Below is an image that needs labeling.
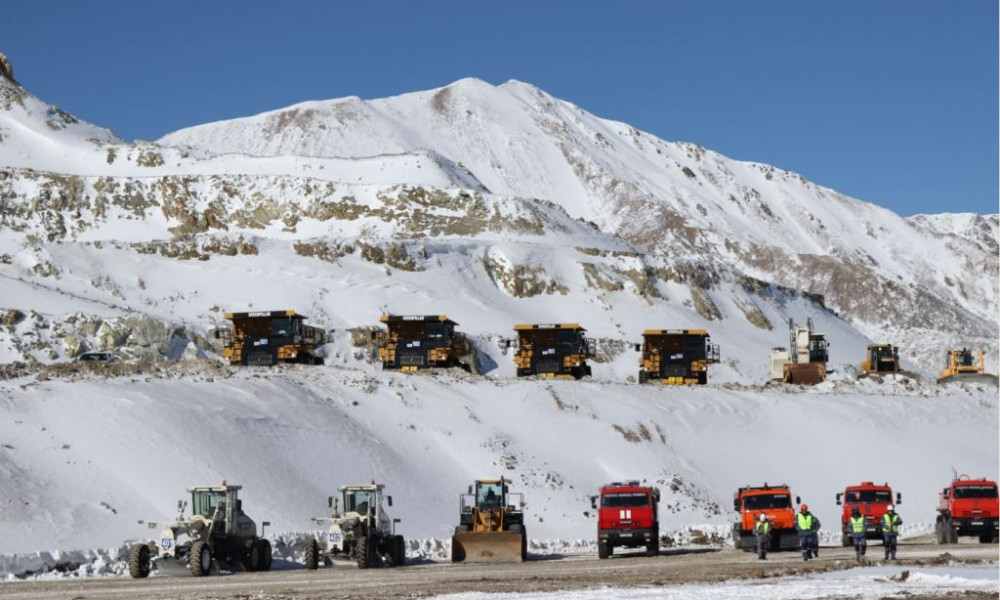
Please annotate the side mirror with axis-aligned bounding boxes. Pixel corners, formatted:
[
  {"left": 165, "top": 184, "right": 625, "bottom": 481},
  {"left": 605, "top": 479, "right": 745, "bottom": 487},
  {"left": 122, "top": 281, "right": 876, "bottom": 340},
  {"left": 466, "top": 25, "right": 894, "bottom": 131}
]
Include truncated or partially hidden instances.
[
  {"left": 393, "top": 518, "right": 401, "bottom": 524},
  {"left": 634, "top": 344, "right": 641, "bottom": 352},
  {"left": 328, "top": 496, "right": 333, "bottom": 508},
  {"left": 835, "top": 493, "right": 842, "bottom": 506},
  {"left": 505, "top": 340, "right": 513, "bottom": 349},
  {"left": 213, "top": 330, "right": 221, "bottom": 339},
  {"left": 795, "top": 496, "right": 801, "bottom": 505},
  {"left": 733, "top": 499, "right": 739, "bottom": 511},
  {"left": 177, "top": 500, "right": 184, "bottom": 511},
  {"left": 896, "top": 492, "right": 902, "bottom": 504},
  {"left": 590, "top": 496, "right": 598, "bottom": 510},
  {"left": 467, "top": 485, "right": 473, "bottom": 495},
  {"left": 262, "top": 521, "right": 271, "bottom": 536},
  {"left": 387, "top": 496, "right": 393, "bottom": 507},
  {"left": 370, "top": 331, "right": 378, "bottom": 341}
]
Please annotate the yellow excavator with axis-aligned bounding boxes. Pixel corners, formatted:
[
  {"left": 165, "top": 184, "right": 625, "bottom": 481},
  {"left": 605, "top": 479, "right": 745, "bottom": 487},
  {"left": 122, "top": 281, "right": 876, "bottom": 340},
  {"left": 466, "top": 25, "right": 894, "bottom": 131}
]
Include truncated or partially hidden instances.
[
  {"left": 937, "top": 349, "right": 998, "bottom": 385},
  {"left": 451, "top": 478, "right": 527, "bottom": 563}
]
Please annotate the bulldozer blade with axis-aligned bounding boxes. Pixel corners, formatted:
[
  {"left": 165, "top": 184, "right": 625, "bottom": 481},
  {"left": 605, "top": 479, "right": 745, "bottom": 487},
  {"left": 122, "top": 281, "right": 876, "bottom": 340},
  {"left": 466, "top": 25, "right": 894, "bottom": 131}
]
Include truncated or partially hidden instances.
[
  {"left": 937, "top": 373, "right": 999, "bottom": 386},
  {"left": 451, "top": 531, "right": 524, "bottom": 563}
]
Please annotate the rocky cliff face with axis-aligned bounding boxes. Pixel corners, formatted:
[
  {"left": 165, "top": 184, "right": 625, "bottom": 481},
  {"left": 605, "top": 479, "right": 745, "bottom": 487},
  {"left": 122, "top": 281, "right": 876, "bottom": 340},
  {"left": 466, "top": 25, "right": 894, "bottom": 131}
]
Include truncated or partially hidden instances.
[{"left": 0, "top": 69, "right": 995, "bottom": 374}]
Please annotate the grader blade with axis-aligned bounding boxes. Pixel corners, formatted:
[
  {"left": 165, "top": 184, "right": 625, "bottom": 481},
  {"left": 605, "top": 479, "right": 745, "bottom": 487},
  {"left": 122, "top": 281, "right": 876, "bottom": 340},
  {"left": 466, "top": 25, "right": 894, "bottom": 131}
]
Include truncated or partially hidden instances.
[{"left": 451, "top": 531, "right": 524, "bottom": 563}]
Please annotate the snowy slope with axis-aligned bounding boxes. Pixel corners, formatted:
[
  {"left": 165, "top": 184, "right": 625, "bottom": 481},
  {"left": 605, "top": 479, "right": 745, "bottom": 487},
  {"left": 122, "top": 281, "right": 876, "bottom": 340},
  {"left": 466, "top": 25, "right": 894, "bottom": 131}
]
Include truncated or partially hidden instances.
[
  {"left": 0, "top": 366, "right": 995, "bottom": 555},
  {"left": 160, "top": 78, "right": 999, "bottom": 370}
]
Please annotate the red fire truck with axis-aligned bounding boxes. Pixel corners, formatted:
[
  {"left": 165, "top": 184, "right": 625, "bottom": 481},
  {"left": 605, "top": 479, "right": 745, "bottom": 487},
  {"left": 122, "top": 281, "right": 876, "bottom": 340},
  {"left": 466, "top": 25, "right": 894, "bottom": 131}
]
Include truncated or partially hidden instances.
[
  {"left": 936, "top": 475, "right": 998, "bottom": 544},
  {"left": 590, "top": 481, "right": 661, "bottom": 559},
  {"left": 836, "top": 481, "right": 901, "bottom": 546}
]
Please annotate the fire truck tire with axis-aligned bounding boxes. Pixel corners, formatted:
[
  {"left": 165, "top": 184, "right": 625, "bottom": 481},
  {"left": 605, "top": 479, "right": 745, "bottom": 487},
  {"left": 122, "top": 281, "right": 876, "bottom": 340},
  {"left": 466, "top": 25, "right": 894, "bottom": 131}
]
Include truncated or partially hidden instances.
[
  {"left": 979, "top": 533, "right": 994, "bottom": 544},
  {"left": 646, "top": 536, "right": 659, "bottom": 557},
  {"left": 597, "top": 541, "right": 610, "bottom": 559}
]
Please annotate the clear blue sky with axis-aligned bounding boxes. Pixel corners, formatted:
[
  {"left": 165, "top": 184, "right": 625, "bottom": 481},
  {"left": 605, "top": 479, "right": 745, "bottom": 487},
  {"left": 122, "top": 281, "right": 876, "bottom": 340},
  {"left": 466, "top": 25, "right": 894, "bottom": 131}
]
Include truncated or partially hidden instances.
[{"left": 4, "top": 0, "right": 997, "bottom": 216}]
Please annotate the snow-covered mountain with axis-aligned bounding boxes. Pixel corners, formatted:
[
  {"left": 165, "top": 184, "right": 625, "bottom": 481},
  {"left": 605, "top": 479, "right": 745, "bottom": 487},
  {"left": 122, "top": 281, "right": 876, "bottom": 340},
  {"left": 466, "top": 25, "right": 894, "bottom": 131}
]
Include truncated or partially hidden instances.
[{"left": 0, "top": 56, "right": 997, "bottom": 561}]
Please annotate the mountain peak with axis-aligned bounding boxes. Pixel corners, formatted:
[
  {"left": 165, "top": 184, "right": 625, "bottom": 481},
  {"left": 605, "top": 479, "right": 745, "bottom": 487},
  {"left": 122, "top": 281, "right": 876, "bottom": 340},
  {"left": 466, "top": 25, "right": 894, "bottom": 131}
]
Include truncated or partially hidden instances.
[{"left": 0, "top": 52, "right": 14, "bottom": 83}]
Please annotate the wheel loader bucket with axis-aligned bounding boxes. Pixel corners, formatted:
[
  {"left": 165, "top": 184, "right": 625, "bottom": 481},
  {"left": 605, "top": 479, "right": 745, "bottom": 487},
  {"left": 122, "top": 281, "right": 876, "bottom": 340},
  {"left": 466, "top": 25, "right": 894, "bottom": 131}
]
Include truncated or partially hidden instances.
[{"left": 451, "top": 531, "right": 524, "bottom": 563}]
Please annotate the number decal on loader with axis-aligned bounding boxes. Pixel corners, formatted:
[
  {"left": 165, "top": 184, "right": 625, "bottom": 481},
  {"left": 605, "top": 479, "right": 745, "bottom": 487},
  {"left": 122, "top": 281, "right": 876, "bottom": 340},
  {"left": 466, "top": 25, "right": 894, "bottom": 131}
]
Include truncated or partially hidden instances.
[
  {"left": 161, "top": 538, "right": 172, "bottom": 550},
  {"left": 329, "top": 533, "right": 341, "bottom": 543}
]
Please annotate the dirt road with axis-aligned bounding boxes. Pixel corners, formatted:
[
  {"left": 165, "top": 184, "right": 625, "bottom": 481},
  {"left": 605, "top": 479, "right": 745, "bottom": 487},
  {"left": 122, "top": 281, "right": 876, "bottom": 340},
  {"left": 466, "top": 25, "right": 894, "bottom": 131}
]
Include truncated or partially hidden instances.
[{"left": 0, "top": 542, "right": 995, "bottom": 600}]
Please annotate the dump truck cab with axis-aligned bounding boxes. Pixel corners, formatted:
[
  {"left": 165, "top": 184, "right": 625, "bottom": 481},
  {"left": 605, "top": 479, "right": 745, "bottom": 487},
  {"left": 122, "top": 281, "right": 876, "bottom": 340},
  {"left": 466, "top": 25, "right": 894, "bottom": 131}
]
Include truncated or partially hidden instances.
[
  {"left": 936, "top": 475, "right": 999, "bottom": 544},
  {"left": 836, "top": 481, "right": 901, "bottom": 545},
  {"left": 218, "top": 310, "right": 326, "bottom": 366},
  {"left": 375, "top": 314, "right": 474, "bottom": 372},
  {"left": 452, "top": 477, "right": 527, "bottom": 562},
  {"left": 512, "top": 323, "right": 593, "bottom": 379},
  {"left": 733, "top": 484, "right": 800, "bottom": 551},
  {"left": 860, "top": 344, "right": 901, "bottom": 376},
  {"left": 591, "top": 481, "right": 660, "bottom": 558},
  {"left": 637, "top": 330, "right": 720, "bottom": 384}
]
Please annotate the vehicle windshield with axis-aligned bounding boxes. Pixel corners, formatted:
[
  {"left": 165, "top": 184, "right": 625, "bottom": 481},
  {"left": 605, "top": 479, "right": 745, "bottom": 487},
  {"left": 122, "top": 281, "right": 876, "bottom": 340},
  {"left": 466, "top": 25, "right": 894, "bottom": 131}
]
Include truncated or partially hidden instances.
[
  {"left": 425, "top": 323, "right": 447, "bottom": 340},
  {"left": 744, "top": 494, "right": 791, "bottom": 510},
  {"left": 845, "top": 490, "right": 892, "bottom": 504},
  {"left": 556, "top": 330, "right": 581, "bottom": 347},
  {"left": 191, "top": 490, "right": 227, "bottom": 519},
  {"left": 270, "top": 318, "right": 295, "bottom": 337},
  {"left": 344, "top": 489, "right": 376, "bottom": 515},
  {"left": 602, "top": 492, "right": 650, "bottom": 508},
  {"left": 954, "top": 485, "right": 998, "bottom": 499},
  {"left": 476, "top": 482, "right": 504, "bottom": 510}
]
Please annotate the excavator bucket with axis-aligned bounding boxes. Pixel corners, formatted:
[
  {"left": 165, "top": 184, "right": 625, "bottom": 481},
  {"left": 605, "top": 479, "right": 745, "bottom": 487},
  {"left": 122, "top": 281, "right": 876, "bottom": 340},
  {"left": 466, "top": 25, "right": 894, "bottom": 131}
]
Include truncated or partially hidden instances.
[
  {"left": 451, "top": 531, "right": 524, "bottom": 563},
  {"left": 784, "top": 363, "right": 825, "bottom": 385}
]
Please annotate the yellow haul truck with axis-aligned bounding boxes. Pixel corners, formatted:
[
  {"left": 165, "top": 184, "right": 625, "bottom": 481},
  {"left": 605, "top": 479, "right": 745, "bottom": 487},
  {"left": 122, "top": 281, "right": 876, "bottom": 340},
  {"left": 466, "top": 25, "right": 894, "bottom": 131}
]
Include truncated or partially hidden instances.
[
  {"left": 637, "top": 329, "right": 720, "bottom": 384},
  {"left": 511, "top": 323, "right": 593, "bottom": 379},
  {"left": 374, "top": 314, "right": 475, "bottom": 372},
  {"left": 218, "top": 310, "right": 326, "bottom": 366}
]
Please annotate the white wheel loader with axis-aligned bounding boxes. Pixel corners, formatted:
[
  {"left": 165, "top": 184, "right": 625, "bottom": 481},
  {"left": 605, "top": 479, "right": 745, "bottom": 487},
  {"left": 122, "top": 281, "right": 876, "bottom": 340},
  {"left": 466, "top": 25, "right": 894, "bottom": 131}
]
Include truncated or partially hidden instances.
[
  {"left": 127, "top": 482, "right": 272, "bottom": 578},
  {"left": 304, "top": 482, "right": 406, "bottom": 569}
]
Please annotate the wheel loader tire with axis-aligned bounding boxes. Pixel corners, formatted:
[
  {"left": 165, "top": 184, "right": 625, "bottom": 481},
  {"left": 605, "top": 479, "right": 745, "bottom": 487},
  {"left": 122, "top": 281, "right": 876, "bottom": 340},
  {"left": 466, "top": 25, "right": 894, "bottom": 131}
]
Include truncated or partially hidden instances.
[
  {"left": 356, "top": 536, "right": 372, "bottom": 569},
  {"left": 304, "top": 537, "right": 320, "bottom": 570},
  {"left": 128, "top": 543, "right": 151, "bottom": 579},
  {"left": 597, "top": 541, "right": 610, "bottom": 559},
  {"left": 394, "top": 535, "right": 406, "bottom": 567},
  {"left": 190, "top": 541, "right": 211, "bottom": 577},
  {"left": 259, "top": 539, "right": 273, "bottom": 571},
  {"left": 245, "top": 540, "right": 262, "bottom": 572}
]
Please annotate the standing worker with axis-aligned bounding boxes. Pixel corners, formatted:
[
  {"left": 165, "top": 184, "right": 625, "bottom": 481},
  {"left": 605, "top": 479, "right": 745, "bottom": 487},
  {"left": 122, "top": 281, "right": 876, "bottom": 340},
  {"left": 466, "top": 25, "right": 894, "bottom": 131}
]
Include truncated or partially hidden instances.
[
  {"left": 883, "top": 504, "right": 902, "bottom": 560},
  {"left": 754, "top": 513, "right": 771, "bottom": 560},
  {"left": 795, "top": 503, "right": 821, "bottom": 561},
  {"left": 848, "top": 507, "right": 867, "bottom": 561}
]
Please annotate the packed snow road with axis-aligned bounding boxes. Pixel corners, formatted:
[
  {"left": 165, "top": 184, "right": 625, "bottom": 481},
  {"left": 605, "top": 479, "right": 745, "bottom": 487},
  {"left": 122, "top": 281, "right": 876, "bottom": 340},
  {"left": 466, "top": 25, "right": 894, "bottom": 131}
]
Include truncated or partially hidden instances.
[{"left": 1, "top": 543, "right": 995, "bottom": 600}]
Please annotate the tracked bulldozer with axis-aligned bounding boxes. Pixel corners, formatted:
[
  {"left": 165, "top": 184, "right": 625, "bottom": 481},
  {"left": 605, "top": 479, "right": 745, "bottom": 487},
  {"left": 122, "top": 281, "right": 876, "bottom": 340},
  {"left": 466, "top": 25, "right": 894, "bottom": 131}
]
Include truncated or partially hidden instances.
[
  {"left": 859, "top": 343, "right": 901, "bottom": 376},
  {"left": 451, "top": 478, "right": 527, "bottom": 563},
  {"left": 374, "top": 314, "right": 476, "bottom": 372},
  {"left": 937, "top": 349, "right": 998, "bottom": 385},
  {"left": 768, "top": 318, "right": 828, "bottom": 385}
]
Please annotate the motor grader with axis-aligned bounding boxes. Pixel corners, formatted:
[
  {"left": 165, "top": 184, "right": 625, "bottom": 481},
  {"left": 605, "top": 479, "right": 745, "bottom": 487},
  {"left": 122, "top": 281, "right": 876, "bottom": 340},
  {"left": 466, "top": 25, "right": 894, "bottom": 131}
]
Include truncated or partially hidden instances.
[
  {"left": 510, "top": 323, "right": 593, "bottom": 379},
  {"left": 374, "top": 314, "right": 476, "bottom": 372},
  {"left": 128, "top": 483, "right": 272, "bottom": 578},
  {"left": 937, "top": 349, "right": 998, "bottom": 385},
  {"left": 304, "top": 482, "right": 406, "bottom": 570},
  {"left": 452, "top": 477, "right": 528, "bottom": 563},
  {"left": 216, "top": 310, "right": 327, "bottom": 366}
]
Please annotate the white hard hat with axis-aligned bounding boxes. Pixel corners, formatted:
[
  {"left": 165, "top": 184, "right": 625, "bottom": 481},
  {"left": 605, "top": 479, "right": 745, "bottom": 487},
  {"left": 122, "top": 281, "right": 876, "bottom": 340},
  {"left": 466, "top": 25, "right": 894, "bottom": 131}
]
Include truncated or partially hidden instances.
[
  {"left": 887, "top": 504, "right": 894, "bottom": 511},
  {"left": 759, "top": 513, "right": 767, "bottom": 521}
]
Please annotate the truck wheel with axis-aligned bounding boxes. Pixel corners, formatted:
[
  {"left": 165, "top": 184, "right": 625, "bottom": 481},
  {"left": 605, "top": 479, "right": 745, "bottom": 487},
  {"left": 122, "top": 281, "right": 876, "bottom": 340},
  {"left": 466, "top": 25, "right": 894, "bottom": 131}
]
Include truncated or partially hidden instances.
[
  {"left": 935, "top": 522, "right": 946, "bottom": 544},
  {"left": 646, "top": 536, "right": 659, "bottom": 557},
  {"left": 259, "top": 539, "right": 273, "bottom": 571},
  {"left": 303, "top": 537, "right": 319, "bottom": 570},
  {"left": 356, "top": 536, "right": 371, "bottom": 569},
  {"left": 638, "top": 370, "right": 649, "bottom": 384},
  {"left": 979, "top": 533, "right": 994, "bottom": 544},
  {"left": 597, "top": 541, "right": 610, "bottom": 559},
  {"left": 128, "top": 543, "right": 151, "bottom": 579},
  {"left": 190, "top": 541, "right": 211, "bottom": 577},
  {"left": 946, "top": 519, "right": 958, "bottom": 544}
]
